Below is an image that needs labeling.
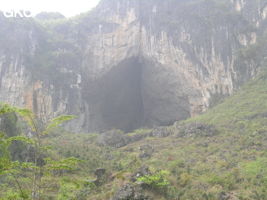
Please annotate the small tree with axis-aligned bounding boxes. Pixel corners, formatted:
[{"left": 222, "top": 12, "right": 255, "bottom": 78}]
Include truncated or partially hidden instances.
[
  {"left": 0, "top": 103, "right": 79, "bottom": 200},
  {"left": 0, "top": 132, "right": 32, "bottom": 199}
]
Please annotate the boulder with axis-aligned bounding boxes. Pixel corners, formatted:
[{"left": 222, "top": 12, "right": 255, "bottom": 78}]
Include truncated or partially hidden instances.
[
  {"left": 97, "top": 127, "right": 174, "bottom": 149},
  {"left": 95, "top": 168, "right": 106, "bottom": 178},
  {"left": 93, "top": 168, "right": 108, "bottom": 186},
  {"left": 97, "top": 130, "right": 129, "bottom": 148},
  {"left": 219, "top": 192, "right": 231, "bottom": 200},
  {"left": 218, "top": 192, "right": 238, "bottom": 200},
  {"left": 150, "top": 126, "right": 172, "bottom": 137},
  {"left": 97, "top": 129, "right": 152, "bottom": 148},
  {"left": 129, "top": 131, "right": 152, "bottom": 143},
  {"left": 139, "top": 145, "right": 154, "bottom": 159},
  {"left": 176, "top": 123, "right": 218, "bottom": 137},
  {"left": 112, "top": 184, "right": 151, "bottom": 200}
]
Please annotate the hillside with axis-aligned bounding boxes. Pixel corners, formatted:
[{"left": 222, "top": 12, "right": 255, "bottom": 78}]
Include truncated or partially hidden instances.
[
  {"left": 70, "top": 67, "right": 267, "bottom": 200},
  {"left": 2, "top": 0, "right": 267, "bottom": 199},
  {"left": 1, "top": 67, "right": 266, "bottom": 199}
]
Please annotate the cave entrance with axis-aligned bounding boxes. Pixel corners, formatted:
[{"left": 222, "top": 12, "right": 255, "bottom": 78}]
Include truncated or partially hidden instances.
[
  {"left": 90, "top": 57, "right": 145, "bottom": 132},
  {"left": 87, "top": 57, "right": 191, "bottom": 132}
]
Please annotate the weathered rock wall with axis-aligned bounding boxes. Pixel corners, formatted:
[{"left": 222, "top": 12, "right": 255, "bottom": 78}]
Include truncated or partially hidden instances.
[{"left": 1, "top": 0, "right": 267, "bottom": 132}]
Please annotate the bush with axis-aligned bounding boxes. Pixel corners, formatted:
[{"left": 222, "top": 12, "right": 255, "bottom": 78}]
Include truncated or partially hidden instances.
[{"left": 136, "top": 170, "right": 170, "bottom": 192}]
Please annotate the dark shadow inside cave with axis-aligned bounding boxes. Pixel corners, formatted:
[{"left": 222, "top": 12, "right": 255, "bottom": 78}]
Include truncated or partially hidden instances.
[
  {"left": 89, "top": 57, "right": 145, "bottom": 132},
  {"left": 86, "top": 57, "right": 191, "bottom": 132}
]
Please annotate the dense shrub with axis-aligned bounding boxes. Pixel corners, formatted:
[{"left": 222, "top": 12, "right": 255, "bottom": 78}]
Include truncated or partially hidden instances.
[{"left": 137, "top": 170, "right": 170, "bottom": 193}]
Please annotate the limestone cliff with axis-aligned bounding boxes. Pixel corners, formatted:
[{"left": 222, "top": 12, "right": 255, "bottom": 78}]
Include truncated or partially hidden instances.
[{"left": 1, "top": 0, "right": 267, "bottom": 132}]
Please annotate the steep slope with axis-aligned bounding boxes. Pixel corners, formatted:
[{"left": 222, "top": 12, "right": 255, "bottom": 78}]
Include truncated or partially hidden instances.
[
  {"left": 31, "top": 66, "right": 267, "bottom": 200},
  {"left": 188, "top": 70, "right": 267, "bottom": 129},
  {"left": 1, "top": 0, "right": 267, "bottom": 132}
]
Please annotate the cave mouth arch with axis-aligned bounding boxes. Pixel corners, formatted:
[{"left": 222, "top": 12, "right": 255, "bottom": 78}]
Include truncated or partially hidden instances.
[
  {"left": 89, "top": 57, "right": 145, "bottom": 132},
  {"left": 87, "top": 57, "right": 191, "bottom": 132}
]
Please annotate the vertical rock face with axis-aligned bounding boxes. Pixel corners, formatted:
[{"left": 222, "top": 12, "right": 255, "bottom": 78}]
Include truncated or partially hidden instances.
[{"left": 1, "top": 0, "right": 267, "bottom": 132}]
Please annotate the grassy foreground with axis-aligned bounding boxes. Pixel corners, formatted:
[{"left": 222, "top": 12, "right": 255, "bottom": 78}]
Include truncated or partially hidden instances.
[{"left": 2, "top": 72, "right": 267, "bottom": 199}]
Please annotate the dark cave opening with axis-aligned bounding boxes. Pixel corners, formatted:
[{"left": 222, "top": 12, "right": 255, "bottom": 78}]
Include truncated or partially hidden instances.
[
  {"left": 87, "top": 57, "right": 191, "bottom": 132},
  {"left": 89, "top": 57, "right": 145, "bottom": 132}
]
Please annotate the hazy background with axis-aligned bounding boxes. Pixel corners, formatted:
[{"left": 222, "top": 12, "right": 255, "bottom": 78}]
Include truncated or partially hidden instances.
[{"left": 1, "top": 0, "right": 101, "bottom": 17}]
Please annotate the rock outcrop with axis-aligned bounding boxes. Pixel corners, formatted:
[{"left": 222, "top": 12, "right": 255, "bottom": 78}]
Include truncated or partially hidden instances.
[
  {"left": 112, "top": 184, "right": 151, "bottom": 200},
  {"left": 175, "top": 123, "right": 219, "bottom": 137},
  {"left": 1, "top": 0, "right": 267, "bottom": 132}
]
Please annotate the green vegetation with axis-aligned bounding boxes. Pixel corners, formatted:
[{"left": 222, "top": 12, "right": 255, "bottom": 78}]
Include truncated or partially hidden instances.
[
  {"left": 2, "top": 68, "right": 267, "bottom": 199},
  {"left": 3, "top": 67, "right": 267, "bottom": 199},
  {"left": 136, "top": 170, "right": 170, "bottom": 192},
  {"left": 2, "top": 0, "right": 267, "bottom": 199},
  {"left": 0, "top": 104, "right": 80, "bottom": 200},
  {"left": 188, "top": 68, "right": 267, "bottom": 128}
]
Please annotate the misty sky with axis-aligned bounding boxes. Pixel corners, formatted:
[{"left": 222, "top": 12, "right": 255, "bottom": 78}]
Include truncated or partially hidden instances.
[{"left": 1, "top": 0, "right": 101, "bottom": 17}]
